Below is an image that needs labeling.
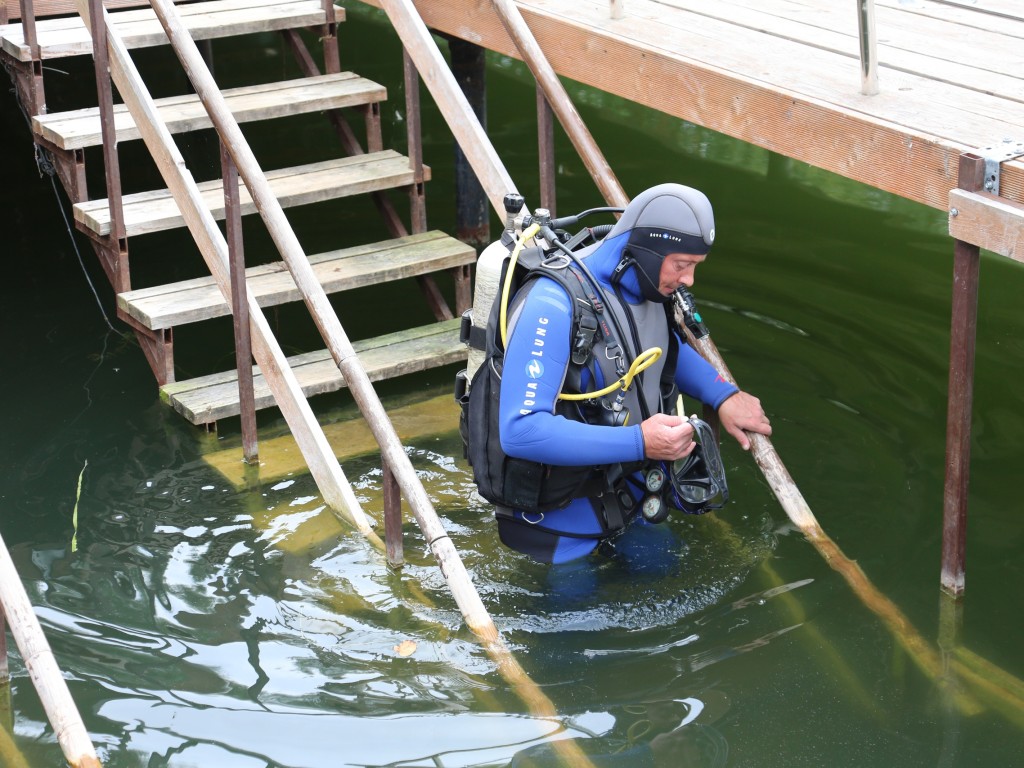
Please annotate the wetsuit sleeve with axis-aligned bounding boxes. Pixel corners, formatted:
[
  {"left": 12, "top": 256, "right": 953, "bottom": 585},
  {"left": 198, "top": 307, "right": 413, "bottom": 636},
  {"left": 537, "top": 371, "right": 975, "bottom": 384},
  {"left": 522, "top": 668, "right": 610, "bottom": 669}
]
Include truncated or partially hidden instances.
[
  {"left": 674, "top": 333, "right": 739, "bottom": 410},
  {"left": 499, "top": 277, "right": 646, "bottom": 466}
]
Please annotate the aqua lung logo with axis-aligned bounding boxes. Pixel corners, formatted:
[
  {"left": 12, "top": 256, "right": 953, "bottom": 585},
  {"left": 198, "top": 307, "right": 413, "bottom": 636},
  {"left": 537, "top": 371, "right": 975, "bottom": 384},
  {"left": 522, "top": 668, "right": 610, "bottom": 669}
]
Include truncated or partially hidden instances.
[{"left": 520, "top": 316, "right": 549, "bottom": 414}]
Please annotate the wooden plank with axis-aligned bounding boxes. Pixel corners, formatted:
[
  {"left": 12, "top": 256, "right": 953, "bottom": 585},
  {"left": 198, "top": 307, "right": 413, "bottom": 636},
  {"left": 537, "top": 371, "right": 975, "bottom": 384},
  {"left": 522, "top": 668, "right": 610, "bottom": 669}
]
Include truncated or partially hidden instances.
[
  {"left": 74, "top": 150, "right": 427, "bottom": 236},
  {"left": 949, "top": 189, "right": 1024, "bottom": 262},
  {"left": 369, "top": 0, "right": 1024, "bottom": 211},
  {"left": 0, "top": 0, "right": 344, "bottom": 61},
  {"left": 660, "top": 0, "right": 1024, "bottom": 99},
  {"left": 161, "top": 318, "right": 466, "bottom": 424},
  {"left": 118, "top": 231, "right": 476, "bottom": 329},
  {"left": 204, "top": 392, "right": 461, "bottom": 489},
  {"left": 33, "top": 72, "right": 385, "bottom": 150}
]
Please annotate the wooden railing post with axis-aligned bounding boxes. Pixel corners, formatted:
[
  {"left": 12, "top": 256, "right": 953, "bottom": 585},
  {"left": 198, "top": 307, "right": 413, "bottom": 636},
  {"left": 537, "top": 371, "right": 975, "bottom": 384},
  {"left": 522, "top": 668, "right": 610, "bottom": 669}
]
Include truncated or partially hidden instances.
[
  {"left": 941, "top": 153, "right": 985, "bottom": 597},
  {"left": 403, "top": 49, "right": 427, "bottom": 234},
  {"left": 16, "top": 0, "right": 44, "bottom": 116},
  {"left": 88, "top": 0, "right": 128, "bottom": 291},
  {"left": 319, "top": 0, "right": 340, "bottom": 74},
  {"left": 220, "top": 143, "right": 259, "bottom": 462},
  {"left": 536, "top": 85, "right": 556, "bottom": 215}
]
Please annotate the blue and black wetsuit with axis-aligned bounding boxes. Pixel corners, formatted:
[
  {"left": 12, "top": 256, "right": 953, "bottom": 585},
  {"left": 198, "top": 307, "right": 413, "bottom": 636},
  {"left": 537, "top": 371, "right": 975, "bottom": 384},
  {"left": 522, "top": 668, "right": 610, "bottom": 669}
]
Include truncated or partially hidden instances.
[{"left": 496, "top": 232, "right": 738, "bottom": 564}]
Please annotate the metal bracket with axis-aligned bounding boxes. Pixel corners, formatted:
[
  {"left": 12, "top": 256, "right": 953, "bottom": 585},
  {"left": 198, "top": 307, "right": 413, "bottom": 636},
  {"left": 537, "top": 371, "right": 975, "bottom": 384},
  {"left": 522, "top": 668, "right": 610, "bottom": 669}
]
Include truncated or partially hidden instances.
[{"left": 979, "top": 138, "right": 1024, "bottom": 195}]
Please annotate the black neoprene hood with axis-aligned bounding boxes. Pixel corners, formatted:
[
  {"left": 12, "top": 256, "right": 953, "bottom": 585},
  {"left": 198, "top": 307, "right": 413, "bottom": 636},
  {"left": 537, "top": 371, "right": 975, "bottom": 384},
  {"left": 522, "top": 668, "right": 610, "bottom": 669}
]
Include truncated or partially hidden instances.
[{"left": 608, "top": 183, "right": 717, "bottom": 303}]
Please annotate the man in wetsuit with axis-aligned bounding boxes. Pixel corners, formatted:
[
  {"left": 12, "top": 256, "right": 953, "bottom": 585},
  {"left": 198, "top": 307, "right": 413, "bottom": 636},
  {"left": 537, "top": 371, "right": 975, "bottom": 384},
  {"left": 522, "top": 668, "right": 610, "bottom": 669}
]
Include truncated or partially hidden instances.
[{"left": 495, "top": 183, "right": 772, "bottom": 564}]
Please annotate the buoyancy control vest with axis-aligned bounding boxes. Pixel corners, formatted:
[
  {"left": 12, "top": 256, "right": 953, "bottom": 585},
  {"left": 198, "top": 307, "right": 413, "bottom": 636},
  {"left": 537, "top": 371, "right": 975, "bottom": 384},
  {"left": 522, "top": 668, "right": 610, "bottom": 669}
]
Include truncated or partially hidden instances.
[{"left": 456, "top": 244, "right": 680, "bottom": 517}]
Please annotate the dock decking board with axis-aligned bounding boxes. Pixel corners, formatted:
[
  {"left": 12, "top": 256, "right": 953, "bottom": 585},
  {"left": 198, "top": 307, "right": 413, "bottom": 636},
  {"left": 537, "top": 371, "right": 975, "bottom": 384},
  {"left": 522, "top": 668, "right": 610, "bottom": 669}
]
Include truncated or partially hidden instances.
[
  {"left": 161, "top": 318, "right": 465, "bottom": 424},
  {"left": 118, "top": 231, "right": 476, "bottom": 329},
  {"left": 0, "top": 0, "right": 344, "bottom": 61},
  {"left": 33, "top": 73, "right": 386, "bottom": 150},
  {"left": 362, "top": 0, "right": 1024, "bottom": 213},
  {"left": 74, "top": 150, "right": 427, "bottom": 237}
]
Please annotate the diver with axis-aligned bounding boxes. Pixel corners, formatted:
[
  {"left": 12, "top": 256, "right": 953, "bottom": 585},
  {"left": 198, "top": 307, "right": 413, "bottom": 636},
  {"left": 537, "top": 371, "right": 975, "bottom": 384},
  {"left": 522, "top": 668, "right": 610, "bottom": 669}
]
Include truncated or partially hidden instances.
[{"left": 463, "top": 183, "right": 772, "bottom": 564}]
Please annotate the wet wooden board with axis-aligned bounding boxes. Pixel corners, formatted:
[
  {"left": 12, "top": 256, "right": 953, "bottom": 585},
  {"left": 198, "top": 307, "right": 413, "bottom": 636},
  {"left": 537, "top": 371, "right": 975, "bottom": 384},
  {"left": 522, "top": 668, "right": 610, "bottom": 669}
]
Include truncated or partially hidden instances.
[
  {"left": 0, "top": 0, "right": 344, "bottom": 61},
  {"left": 118, "top": 231, "right": 475, "bottom": 330},
  {"left": 161, "top": 318, "right": 466, "bottom": 424},
  {"left": 34, "top": 72, "right": 385, "bottom": 150},
  {"left": 74, "top": 150, "right": 427, "bottom": 237},
  {"left": 203, "top": 392, "right": 462, "bottom": 490}
]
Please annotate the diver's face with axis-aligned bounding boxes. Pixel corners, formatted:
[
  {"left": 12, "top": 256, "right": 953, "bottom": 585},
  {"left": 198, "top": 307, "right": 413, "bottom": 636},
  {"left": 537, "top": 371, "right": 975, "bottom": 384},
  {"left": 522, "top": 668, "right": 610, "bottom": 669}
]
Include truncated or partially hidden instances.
[{"left": 658, "top": 253, "right": 706, "bottom": 294}]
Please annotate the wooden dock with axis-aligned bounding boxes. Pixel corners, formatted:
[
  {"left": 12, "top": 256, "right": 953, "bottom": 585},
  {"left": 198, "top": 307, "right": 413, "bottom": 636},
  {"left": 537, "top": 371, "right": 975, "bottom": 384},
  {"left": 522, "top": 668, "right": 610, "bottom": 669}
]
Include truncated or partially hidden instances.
[{"left": 361, "top": 0, "right": 1024, "bottom": 218}]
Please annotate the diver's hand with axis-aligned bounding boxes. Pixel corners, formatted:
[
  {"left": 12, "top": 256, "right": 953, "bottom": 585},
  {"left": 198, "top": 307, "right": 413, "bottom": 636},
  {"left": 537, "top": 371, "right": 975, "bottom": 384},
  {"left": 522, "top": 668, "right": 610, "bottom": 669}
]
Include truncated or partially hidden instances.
[
  {"left": 718, "top": 390, "right": 771, "bottom": 450},
  {"left": 641, "top": 414, "right": 696, "bottom": 461}
]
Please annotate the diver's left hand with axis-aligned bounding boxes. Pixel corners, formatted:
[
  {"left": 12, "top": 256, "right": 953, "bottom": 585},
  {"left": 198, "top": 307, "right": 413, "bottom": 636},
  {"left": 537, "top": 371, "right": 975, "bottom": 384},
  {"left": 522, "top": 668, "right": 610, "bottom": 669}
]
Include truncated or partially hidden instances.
[{"left": 717, "top": 391, "right": 771, "bottom": 451}]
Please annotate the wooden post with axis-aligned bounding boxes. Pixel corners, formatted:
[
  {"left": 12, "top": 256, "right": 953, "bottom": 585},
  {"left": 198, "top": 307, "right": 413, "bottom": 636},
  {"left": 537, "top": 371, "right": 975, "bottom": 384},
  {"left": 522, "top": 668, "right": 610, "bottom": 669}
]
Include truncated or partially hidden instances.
[
  {"left": 403, "top": 51, "right": 428, "bottom": 234},
  {"left": 536, "top": 85, "right": 556, "bottom": 215},
  {"left": 221, "top": 143, "right": 258, "bottom": 463},
  {"left": 941, "top": 153, "right": 985, "bottom": 597},
  {"left": 382, "top": 459, "right": 404, "bottom": 567},
  {"left": 610, "top": 0, "right": 624, "bottom": 20},
  {"left": 0, "top": 532, "right": 101, "bottom": 768},
  {"left": 87, "top": 0, "right": 131, "bottom": 296},
  {"left": 319, "top": 0, "right": 340, "bottom": 75},
  {"left": 448, "top": 37, "right": 491, "bottom": 250},
  {"left": 490, "top": 0, "right": 628, "bottom": 208},
  {"left": 17, "top": 0, "right": 44, "bottom": 116}
]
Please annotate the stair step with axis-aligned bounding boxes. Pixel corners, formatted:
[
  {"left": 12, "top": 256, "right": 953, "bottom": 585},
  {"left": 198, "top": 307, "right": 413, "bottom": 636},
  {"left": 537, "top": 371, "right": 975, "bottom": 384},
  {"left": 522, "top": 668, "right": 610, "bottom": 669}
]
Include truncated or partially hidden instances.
[
  {"left": 161, "top": 318, "right": 466, "bottom": 425},
  {"left": 118, "top": 231, "right": 476, "bottom": 330},
  {"left": 0, "top": 0, "right": 343, "bottom": 62},
  {"left": 33, "top": 72, "right": 385, "bottom": 151},
  {"left": 73, "top": 150, "right": 427, "bottom": 237}
]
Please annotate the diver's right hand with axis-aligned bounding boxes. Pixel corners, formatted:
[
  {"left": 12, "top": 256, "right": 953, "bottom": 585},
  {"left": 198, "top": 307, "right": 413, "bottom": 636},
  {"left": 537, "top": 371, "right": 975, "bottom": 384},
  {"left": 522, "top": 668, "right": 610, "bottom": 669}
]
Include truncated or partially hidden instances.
[{"left": 640, "top": 414, "right": 696, "bottom": 461}]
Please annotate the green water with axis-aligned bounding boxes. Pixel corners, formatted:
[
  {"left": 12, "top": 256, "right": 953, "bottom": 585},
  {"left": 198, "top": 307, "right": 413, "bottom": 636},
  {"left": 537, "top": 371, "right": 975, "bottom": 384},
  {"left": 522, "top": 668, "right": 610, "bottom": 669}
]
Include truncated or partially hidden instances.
[{"left": 2, "top": 4, "right": 1024, "bottom": 766}]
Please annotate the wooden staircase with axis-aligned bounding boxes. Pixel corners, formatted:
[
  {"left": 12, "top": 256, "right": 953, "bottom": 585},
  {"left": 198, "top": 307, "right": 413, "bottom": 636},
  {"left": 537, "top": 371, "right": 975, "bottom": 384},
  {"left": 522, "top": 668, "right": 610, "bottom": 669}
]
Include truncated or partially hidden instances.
[{"left": 1, "top": 0, "right": 474, "bottom": 429}]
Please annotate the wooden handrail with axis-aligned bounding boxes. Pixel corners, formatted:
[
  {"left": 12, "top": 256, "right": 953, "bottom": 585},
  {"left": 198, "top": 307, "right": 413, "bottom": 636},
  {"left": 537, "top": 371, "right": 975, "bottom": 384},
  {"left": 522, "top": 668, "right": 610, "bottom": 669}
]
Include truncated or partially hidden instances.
[{"left": 0, "top": 531, "right": 101, "bottom": 768}]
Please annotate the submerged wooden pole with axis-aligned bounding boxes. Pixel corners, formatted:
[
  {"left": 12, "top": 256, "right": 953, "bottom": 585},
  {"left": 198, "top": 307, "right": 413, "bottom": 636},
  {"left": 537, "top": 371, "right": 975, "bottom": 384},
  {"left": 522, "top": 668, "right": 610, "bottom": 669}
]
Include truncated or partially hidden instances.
[{"left": 0, "top": 532, "right": 101, "bottom": 767}]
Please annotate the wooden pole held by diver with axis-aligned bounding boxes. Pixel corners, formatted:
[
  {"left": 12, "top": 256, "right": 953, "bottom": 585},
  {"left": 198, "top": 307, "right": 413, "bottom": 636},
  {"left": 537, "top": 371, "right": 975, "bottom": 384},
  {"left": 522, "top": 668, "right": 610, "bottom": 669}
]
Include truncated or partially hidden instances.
[
  {"left": 941, "top": 153, "right": 985, "bottom": 596},
  {"left": 680, "top": 318, "right": 978, "bottom": 710},
  {"left": 0, "top": 531, "right": 102, "bottom": 768}
]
